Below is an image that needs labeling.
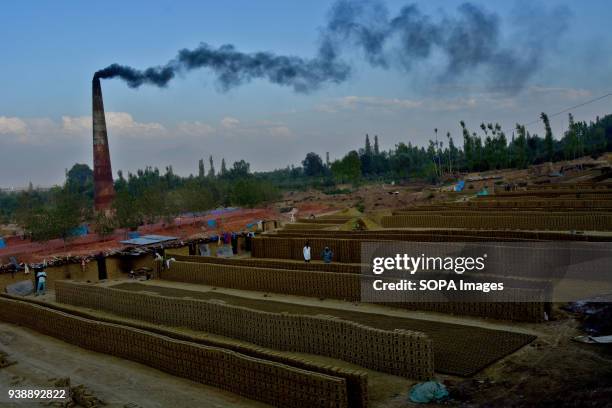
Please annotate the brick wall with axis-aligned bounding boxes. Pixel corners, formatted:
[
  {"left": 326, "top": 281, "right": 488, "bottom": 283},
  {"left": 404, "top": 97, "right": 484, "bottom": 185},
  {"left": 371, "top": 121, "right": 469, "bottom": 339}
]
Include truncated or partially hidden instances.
[
  {"left": 161, "top": 261, "right": 547, "bottom": 322},
  {"left": 56, "top": 281, "right": 434, "bottom": 380},
  {"left": 380, "top": 214, "right": 612, "bottom": 231},
  {"left": 172, "top": 254, "right": 362, "bottom": 274},
  {"left": 0, "top": 296, "right": 350, "bottom": 408},
  {"left": 165, "top": 261, "right": 361, "bottom": 300}
]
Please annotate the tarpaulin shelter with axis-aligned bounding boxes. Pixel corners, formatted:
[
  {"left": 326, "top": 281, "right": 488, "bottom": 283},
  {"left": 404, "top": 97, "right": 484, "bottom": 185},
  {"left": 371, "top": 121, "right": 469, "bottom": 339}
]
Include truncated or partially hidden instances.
[
  {"left": 127, "top": 231, "right": 140, "bottom": 239},
  {"left": 119, "top": 235, "right": 178, "bottom": 246},
  {"left": 70, "top": 225, "right": 89, "bottom": 237},
  {"left": 454, "top": 180, "right": 465, "bottom": 192}
]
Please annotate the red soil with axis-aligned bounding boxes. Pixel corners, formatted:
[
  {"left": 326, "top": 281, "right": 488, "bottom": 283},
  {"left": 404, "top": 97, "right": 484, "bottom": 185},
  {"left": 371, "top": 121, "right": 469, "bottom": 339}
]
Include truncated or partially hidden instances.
[{"left": 0, "top": 207, "right": 278, "bottom": 263}]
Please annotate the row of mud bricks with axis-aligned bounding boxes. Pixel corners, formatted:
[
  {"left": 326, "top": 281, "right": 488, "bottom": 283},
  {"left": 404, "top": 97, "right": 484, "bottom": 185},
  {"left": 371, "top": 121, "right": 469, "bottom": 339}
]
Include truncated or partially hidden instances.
[
  {"left": 0, "top": 296, "right": 351, "bottom": 408},
  {"left": 271, "top": 231, "right": 537, "bottom": 242},
  {"left": 251, "top": 236, "right": 548, "bottom": 262},
  {"left": 172, "top": 254, "right": 362, "bottom": 273},
  {"left": 55, "top": 281, "right": 434, "bottom": 380},
  {"left": 251, "top": 236, "right": 564, "bottom": 263},
  {"left": 164, "top": 260, "right": 547, "bottom": 322},
  {"left": 396, "top": 199, "right": 612, "bottom": 209},
  {"left": 390, "top": 210, "right": 611, "bottom": 217},
  {"left": 166, "top": 260, "right": 361, "bottom": 299},
  {"left": 380, "top": 214, "right": 612, "bottom": 230},
  {"left": 252, "top": 237, "right": 368, "bottom": 263},
  {"left": 284, "top": 223, "right": 334, "bottom": 230},
  {"left": 495, "top": 189, "right": 612, "bottom": 197},
  {"left": 272, "top": 229, "right": 604, "bottom": 241}
]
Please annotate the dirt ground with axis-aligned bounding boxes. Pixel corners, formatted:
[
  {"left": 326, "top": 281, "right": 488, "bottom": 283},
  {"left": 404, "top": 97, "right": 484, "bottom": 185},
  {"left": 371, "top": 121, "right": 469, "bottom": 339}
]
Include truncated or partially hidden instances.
[
  {"left": 0, "top": 322, "right": 270, "bottom": 408},
  {"left": 452, "top": 314, "right": 612, "bottom": 407}
]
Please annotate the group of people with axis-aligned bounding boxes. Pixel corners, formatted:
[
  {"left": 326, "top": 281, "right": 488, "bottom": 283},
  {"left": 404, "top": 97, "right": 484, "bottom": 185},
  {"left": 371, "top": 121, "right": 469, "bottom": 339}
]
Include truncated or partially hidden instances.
[{"left": 302, "top": 241, "right": 333, "bottom": 264}]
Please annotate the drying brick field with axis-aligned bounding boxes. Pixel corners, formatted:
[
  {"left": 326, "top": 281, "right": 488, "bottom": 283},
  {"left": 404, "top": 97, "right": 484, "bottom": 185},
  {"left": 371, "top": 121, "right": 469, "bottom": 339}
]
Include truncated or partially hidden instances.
[{"left": 1, "top": 180, "right": 611, "bottom": 407}]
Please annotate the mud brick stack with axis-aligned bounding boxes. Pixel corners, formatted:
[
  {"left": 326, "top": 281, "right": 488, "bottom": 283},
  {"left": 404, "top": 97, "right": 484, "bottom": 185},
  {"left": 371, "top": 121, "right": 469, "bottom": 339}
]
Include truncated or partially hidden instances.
[
  {"left": 490, "top": 189, "right": 612, "bottom": 198},
  {"left": 157, "top": 260, "right": 549, "bottom": 322},
  {"left": 171, "top": 254, "right": 363, "bottom": 274},
  {"left": 3, "top": 293, "right": 370, "bottom": 408},
  {"left": 284, "top": 223, "right": 335, "bottom": 230},
  {"left": 396, "top": 199, "right": 612, "bottom": 210},
  {"left": 272, "top": 231, "right": 540, "bottom": 242},
  {"left": 163, "top": 261, "right": 362, "bottom": 300},
  {"left": 380, "top": 213, "right": 612, "bottom": 231},
  {"left": 252, "top": 237, "right": 366, "bottom": 262},
  {"left": 389, "top": 210, "right": 611, "bottom": 217},
  {"left": 297, "top": 218, "right": 353, "bottom": 224},
  {"left": 55, "top": 281, "right": 435, "bottom": 379},
  {"left": 272, "top": 228, "right": 612, "bottom": 242},
  {"left": 0, "top": 296, "right": 352, "bottom": 408}
]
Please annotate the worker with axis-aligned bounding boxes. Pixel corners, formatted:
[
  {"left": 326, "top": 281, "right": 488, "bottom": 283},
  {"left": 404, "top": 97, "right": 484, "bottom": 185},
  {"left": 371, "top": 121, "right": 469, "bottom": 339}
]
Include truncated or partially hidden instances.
[
  {"left": 322, "top": 247, "right": 334, "bottom": 264},
  {"left": 35, "top": 268, "right": 47, "bottom": 296},
  {"left": 303, "top": 241, "right": 311, "bottom": 263},
  {"left": 165, "top": 257, "right": 176, "bottom": 270}
]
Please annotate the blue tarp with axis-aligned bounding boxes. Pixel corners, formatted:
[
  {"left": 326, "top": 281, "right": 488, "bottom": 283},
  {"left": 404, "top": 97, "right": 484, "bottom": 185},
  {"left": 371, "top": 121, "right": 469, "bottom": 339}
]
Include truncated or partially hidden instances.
[
  {"left": 409, "top": 381, "right": 449, "bottom": 404},
  {"left": 127, "top": 231, "right": 140, "bottom": 239},
  {"left": 0, "top": 238, "right": 6, "bottom": 249},
  {"left": 477, "top": 187, "right": 489, "bottom": 196},
  {"left": 454, "top": 180, "right": 465, "bottom": 192},
  {"left": 6, "top": 280, "right": 34, "bottom": 296},
  {"left": 120, "top": 235, "right": 178, "bottom": 246},
  {"left": 70, "top": 224, "right": 88, "bottom": 237},
  {"left": 207, "top": 219, "right": 217, "bottom": 228},
  {"left": 142, "top": 235, "right": 178, "bottom": 242}
]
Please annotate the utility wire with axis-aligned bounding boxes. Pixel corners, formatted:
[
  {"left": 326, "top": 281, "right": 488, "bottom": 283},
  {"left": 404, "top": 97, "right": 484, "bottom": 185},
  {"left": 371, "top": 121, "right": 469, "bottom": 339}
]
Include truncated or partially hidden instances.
[
  {"left": 492, "top": 91, "right": 612, "bottom": 137},
  {"left": 523, "top": 91, "right": 612, "bottom": 128}
]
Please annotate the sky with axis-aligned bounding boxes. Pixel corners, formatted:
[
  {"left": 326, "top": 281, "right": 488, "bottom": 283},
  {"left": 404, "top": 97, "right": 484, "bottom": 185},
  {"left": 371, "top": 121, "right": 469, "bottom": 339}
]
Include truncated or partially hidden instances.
[{"left": 1, "top": 0, "right": 612, "bottom": 187}]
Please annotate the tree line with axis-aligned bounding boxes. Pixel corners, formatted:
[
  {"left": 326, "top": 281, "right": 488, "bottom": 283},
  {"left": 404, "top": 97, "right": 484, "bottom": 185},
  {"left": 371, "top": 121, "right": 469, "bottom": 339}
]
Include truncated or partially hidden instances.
[
  {"left": 267, "top": 112, "right": 612, "bottom": 186},
  {"left": 3, "top": 157, "right": 279, "bottom": 243},
  {"left": 1, "top": 111, "right": 611, "bottom": 241}
]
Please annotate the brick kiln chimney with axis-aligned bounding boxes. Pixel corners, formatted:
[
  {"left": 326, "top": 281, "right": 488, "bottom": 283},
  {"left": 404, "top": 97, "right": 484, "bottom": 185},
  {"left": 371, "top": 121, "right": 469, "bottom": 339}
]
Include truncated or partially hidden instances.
[{"left": 92, "top": 76, "right": 115, "bottom": 212}]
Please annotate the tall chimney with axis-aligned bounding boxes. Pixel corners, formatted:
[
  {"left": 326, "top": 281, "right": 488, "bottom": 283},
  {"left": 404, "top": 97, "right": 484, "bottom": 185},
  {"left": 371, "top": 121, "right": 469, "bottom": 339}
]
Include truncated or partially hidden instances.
[{"left": 92, "top": 76, "right": 115, "bottom": 212}]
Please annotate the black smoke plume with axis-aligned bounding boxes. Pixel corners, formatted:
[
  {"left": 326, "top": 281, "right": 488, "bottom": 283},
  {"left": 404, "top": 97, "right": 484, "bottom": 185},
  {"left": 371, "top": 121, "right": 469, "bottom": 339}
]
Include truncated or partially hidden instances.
[{"left": 94, "top": 0, "right": 570, "bottom": 93}]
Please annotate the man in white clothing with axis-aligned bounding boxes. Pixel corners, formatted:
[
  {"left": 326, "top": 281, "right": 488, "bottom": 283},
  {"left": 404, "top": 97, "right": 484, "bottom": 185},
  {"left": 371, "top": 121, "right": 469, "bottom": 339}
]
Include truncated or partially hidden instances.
[{"left": 303, "top": 241, "right": 311, "bottom": 263}]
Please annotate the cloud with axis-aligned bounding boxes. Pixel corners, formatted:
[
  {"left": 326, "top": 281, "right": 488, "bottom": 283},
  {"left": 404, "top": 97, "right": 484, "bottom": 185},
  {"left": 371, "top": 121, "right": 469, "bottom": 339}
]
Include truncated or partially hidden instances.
[
  {"left": 316, "top": 86, "right": 594, "bottom": 115},
  {"left": 215, "top": 118, "right": 295, "bottom": 141},
  {"left": 63, "top": 112, "right": 166, "bottom": 138},
  {"left": 343, "top": 96, "right": 423, "bottom": 110},
  {"left": 0, "top": 112, "right": 168, "bottom": 145},
  {"left": 316, "top": 95, "right": 480, "bottom": 113},
  {"left": 221, "top": 116, "right": 240, "bottom": 129},
  {"left": 0, "top": 117, "right": 28, "bottom": 142},
  {"left": 526, "top": 86, "right": 592, "bottom": 100},
  {"left": 176, "top": 121, "right": 215, "bottom": 137},
  {"left": 267, "top": 125, "right": 293, "bottom": 139},
  {"left": 0, "top": 111, "right": 296, "bottom": 149}
]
